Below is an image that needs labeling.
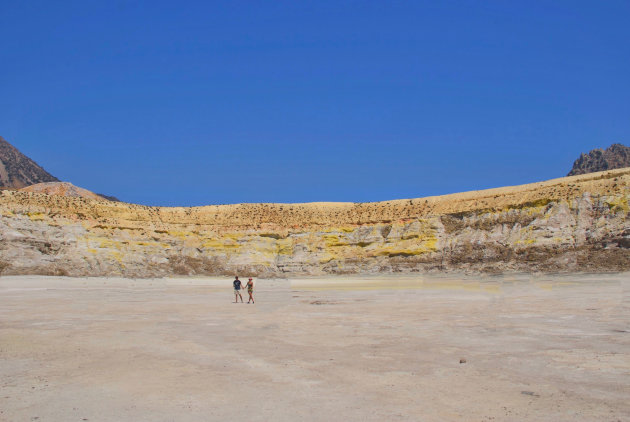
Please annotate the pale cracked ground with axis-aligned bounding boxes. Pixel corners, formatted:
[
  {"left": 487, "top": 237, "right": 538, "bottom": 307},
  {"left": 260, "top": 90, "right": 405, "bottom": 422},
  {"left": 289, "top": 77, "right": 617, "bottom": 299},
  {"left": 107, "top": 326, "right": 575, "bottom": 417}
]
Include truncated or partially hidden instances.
[{"left": 1, "top": 274, "right": 629, "bottom": 422}]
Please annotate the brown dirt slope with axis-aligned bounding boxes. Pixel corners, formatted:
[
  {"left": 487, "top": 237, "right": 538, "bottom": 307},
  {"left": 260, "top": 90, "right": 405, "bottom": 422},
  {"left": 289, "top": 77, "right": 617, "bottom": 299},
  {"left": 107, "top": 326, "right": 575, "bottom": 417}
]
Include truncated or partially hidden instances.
[{"left": 20, "top": 182, "right": 109, "bottom": 201}]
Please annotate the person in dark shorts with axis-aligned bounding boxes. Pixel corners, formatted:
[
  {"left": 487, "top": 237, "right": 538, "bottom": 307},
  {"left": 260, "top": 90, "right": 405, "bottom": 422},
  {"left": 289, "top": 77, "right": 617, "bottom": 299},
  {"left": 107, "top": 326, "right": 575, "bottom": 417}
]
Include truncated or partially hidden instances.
[
  {"left": 233, "top": 276, "right": 244, "bottom": 303},
  {"left": 245, "top": 277, "right": 255, "bottom": 304}
]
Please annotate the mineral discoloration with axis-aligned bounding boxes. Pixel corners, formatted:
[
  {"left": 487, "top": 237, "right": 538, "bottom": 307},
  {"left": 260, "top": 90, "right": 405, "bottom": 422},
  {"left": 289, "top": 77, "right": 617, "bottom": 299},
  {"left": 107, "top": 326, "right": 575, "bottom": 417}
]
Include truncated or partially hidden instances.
[{"left": 1, "top": 169, "right": 629, "bottom": 277}]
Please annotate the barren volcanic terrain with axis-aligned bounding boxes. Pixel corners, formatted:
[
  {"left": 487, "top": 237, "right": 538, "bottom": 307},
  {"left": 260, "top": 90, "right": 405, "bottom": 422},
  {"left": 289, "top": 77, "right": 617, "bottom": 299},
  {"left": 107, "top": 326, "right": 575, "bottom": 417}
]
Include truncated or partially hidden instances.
[
  {"left": 0, "top": 168, "right": 628, "bottom": 277},
  {"left": 1, "top": 274, "right": 628, "bottom": 421},
  {"left": 19, "top": 182, "right": 109, "bottom": 201}
]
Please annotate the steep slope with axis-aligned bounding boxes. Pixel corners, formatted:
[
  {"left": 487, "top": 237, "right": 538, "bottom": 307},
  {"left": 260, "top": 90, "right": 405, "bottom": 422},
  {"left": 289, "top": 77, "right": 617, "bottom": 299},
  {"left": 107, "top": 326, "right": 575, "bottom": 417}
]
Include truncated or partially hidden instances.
[
  {"left": 568, "top": 144, "right": 630, "bottom": 176},
  {"left": 0, "top": 136, "right": 59, "bottom": 188},
  {"left": 0, "top": 169, "right": 628, "bottom": 277}
]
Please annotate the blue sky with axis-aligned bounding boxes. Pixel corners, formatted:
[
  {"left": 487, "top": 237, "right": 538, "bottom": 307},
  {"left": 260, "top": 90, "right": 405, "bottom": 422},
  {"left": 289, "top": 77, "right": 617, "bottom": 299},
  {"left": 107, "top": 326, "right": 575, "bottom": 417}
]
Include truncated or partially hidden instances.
[{"left": 1, "top": 1, "right": 628, "bottom": 206}]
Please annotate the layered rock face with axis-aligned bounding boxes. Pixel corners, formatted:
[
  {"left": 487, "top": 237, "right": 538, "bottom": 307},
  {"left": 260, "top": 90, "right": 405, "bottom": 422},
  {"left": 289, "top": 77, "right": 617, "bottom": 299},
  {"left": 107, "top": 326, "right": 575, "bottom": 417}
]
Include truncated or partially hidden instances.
[
  {"left": 0, "top": 169, "right": 628, "bottom": 277},
  {"left": 568, "top": 143, "right": 630, "bottom": 176},
  {"left": 0, "top": 136, "right": 59, "bottom": 188}
]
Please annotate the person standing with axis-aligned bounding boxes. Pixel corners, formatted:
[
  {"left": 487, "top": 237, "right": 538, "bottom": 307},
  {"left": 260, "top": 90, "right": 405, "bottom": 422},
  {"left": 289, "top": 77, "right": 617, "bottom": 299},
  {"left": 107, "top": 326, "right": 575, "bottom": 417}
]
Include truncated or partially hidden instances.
[
  {"left": 245, "top": 277, "right": 255, "bottom": 304},
  {"left": 233, "top": 276, "right": 244, "bottom": 303}
]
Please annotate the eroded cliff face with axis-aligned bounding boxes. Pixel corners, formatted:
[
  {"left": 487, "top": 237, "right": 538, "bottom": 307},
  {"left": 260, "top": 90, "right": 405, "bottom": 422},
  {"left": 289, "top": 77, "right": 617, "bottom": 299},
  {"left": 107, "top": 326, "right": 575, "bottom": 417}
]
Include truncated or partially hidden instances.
[{"left": 1, "top": 169, "right": 628, "bottom": 277}]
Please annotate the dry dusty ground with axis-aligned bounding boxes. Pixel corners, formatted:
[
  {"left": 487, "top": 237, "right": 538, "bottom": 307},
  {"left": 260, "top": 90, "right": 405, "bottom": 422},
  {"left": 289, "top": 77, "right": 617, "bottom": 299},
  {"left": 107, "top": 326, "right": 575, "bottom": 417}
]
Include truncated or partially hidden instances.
[{"left": 1, "top": 274, "right": 629, "bottom": 422}]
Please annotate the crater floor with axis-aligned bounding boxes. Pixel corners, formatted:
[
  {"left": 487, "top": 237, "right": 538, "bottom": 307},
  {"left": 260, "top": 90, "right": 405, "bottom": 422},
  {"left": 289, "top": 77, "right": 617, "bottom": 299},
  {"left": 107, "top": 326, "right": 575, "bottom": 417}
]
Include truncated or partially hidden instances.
[{"left": 1, "top": 274, "right": 629, "bottom": 421}]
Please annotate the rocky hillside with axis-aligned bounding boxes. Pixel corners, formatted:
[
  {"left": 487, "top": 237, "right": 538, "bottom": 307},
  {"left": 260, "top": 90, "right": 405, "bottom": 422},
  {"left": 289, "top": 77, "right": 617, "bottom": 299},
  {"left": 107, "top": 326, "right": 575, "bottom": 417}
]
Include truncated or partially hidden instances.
[
  {"left": 0, "top": 169, "right": 628, "bottom": 277},
  {"left": 20, "top": 182, "right": 109, "bottom": 201},
  {"left": 568, "top": 144, "right": 630, "bottom": 176},
  {"left": 0, "top": 136, "right": 59, "bottom": 188}
]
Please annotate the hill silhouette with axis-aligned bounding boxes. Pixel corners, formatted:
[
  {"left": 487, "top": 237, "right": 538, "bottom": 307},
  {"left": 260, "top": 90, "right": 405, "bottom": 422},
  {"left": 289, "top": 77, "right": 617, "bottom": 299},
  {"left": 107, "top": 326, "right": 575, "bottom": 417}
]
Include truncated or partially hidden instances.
[
  {"left": 568, "top": 144, "right": 630, "bottom": 176},
  {"left": 0, "top": 136, "right": 59, "bottom": 188}
]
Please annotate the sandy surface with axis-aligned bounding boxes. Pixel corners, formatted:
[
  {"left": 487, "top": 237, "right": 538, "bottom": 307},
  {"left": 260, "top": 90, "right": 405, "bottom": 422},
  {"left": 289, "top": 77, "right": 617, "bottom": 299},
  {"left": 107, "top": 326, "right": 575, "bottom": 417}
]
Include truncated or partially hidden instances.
[{"left": 1, "top": 274, "right": 629, "bottom": 421}]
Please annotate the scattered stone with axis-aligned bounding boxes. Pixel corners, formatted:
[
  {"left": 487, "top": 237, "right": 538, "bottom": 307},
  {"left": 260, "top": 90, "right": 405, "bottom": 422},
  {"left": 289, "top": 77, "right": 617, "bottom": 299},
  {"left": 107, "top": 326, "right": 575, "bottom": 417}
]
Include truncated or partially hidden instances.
[
  {"left": 521, "top": 391, "right": 540, "bottom": 397},
  {"left": 459, "top": 358, "right": 466, "bottom": 364},
  {"left": 310, "top": 300, "right": 338, "bottom": 305}
]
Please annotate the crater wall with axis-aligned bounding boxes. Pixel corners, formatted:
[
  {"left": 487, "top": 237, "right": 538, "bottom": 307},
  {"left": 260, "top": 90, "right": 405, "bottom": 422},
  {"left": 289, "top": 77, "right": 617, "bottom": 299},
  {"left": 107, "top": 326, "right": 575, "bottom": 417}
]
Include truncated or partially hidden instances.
[{"left": 1, "top": 169, "right": 628, "bottom": 277}]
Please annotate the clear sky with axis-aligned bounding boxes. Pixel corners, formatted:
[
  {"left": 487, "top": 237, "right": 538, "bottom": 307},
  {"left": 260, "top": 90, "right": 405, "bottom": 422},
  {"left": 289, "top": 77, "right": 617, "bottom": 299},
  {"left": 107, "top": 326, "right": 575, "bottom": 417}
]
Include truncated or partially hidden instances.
[{"left": 1, "top": 1, "right": 628, "bottom": 206}]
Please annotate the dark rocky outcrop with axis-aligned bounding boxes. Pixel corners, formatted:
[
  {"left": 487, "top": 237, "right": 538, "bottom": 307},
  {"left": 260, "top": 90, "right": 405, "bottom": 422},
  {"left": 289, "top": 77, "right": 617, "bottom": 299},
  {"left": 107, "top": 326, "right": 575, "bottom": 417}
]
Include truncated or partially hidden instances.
[
  {"left": 1, "top": 136, "right": 120, "bottom": 201},
  {"left": 568, "top": 144, "right": 630, "bottom": 176},
  {"left": 0, "top": 136, "right": 59, "bottom": 188}
]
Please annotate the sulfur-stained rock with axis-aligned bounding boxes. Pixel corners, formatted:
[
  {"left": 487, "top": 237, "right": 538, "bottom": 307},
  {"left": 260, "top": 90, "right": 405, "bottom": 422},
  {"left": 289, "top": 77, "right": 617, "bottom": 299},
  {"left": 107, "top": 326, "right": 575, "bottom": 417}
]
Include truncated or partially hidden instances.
[{"left": 0, "top": 169, "right": 629, "bottom": 277}]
